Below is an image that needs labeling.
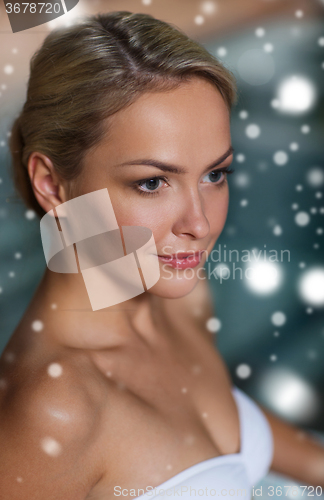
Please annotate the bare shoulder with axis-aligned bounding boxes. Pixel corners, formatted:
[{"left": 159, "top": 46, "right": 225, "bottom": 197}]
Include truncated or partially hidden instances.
[{"left": 0, "top": 351, "right": 106, "bottom": 499}]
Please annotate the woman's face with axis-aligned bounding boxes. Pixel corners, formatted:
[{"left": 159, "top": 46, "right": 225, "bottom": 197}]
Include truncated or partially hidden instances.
[{"left": 74, "top": 77, "right": 233, "bottom": 299}]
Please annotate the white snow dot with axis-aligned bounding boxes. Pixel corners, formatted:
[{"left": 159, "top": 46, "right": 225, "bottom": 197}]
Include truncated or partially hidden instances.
[
  {"left": 255, "top": 27, "right": 265, "bottom": 37},
  {"left": 0, "top": 378, "right": 7, "bottom": 389},
  {"left": 299, "top": 262, "right": 306, "bottom": 268},
  {"left": 41, "top": 437, "right": 62, "bottom": 457},
  {"left": 201, "top": 1, "right": 217, "bottom": 15},
  {"left": 240, "top": 199, "right": 249, "bottom": 207},
  {"left": 192, "top": 364, "right": 202, "bottom": 375},
  {"left": 318, "top": 37, "right": 324, "bottom": 47},
  {"left": 14, "top": 252, "right": 22, "bottom": 259},
  {"left": 306, "top": 307, "right": 313, "bottom": 314},
  {"left": 0, "top": 287, "right": 2, "bottom": 294},
  {"left": 51, "top": 303, "right": 57, "bottom": 309},
  {"left": 314, "top": 243, "right": 320, "bottom": 249},
  {"left": 194, "top": 15, "right": 205, "bottom": 25},
  {"left": 271, "top": 99, "right": 280, "bottom": 109},
  {"left": 273, "top": 225, "right": 283, "bottom": 236},
  {"left": 315, "top": 192, "right": 323, "bottom": 199},
  {"left": 217, "top": 47, "right": 227, "bottom": 57},
  {"left": 239, "top": 110, "right": 248, "bottom": 119},
  {"left": 271, "top": 311, "right": 286, "bottom": 327},
  {"left": 270, "top": 354, "right": 278, "bottom": 362},
  {"left": 206, "top": 317, "right": 222, "bottom": 333},
  {"left": 306, "top": 168, "right": 324, "bottom": 188},
  {"left": 181, "top": 387, "right": 188, "bottom": 394},
  {"left": 289, "top": 142, "right": 299, "bottom": 151},
  {"left": 246, "top": 123, "right": 261, "bottom": 139},
  {"left": 4, "top": 65, "right": 14, "bottom": 75},
  {"left": 226, "top": 225, "right": 236, "bottom": 236},
  {"left": 320, "top": 207, "right": 324, "bottom": 214},
  {"left": 184, "top": 434, "right": 195, "bottom": 445},
  {"left": 234, "top": 172, "right": 250, "bottom": 188},
  {"left": 296, "top": 184, "right": 303, "bottom": 192},
  {"left": 4, "top": 351, "right": 15, "bottom": 363},
  {"left": 166, "top": 463, "right": 173, "bottom": 470},
  {"left": 316, "top": 227, "right": 323, "bottom": 235},
  {"left": 25, "top": 209, "right": 36, "bottom": 220},
  {"left": 47, "top": 363, "right": 63, "bottom": 378},
  {"left": 12, "top": 48, "right": 18, "bottom": 54},
  {"left": 307, "top": 349, "right": 317, "bottom": 359},
  {"left": 16, "top": 477, "right": 23, "bottom": 483},
  {"left": 236, "top": 364, "right": 252, "bottom": 379},
  {"left": 32, "top": 320, "right": 44, "bottom": 332},
  {"left": 273, "top": 331, "right": 280, "bottom": 337},
  {"left": 142, "top": 0, "right": 152, "bottom": 4},
  {"left": 291, "top": 203, "right": 299, "bottom": 210},
  {"left": 310, "top": 207, "right": 317, "bottom": 214},
  {"left": 295, "top": 211, "right": 310, "bottom": 226},
  {"left": 264, "top": 43, "right": 274, "bottom": 53},
  {"left": 301, "top": 124, "right": 310, "bottom": 134},
  {"left": 295, "top": 10, "right": 303, "bottom": 18},
  {"left": 236, "top": 153, "right": 245, "bottom": 163},
  {"left": 273, "top": 150, "right": 288, "bottom": 166},
  {"left": 0, "top": 140, "right": 6, "bottom": 147},
  {"left": 8, "top": 271, "right": 15, "bottom": 278}
]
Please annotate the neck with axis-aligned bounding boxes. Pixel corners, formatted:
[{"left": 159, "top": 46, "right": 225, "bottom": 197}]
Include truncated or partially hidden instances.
[{"left": 22, "top": 268, "right": 161, "bottom": 353}]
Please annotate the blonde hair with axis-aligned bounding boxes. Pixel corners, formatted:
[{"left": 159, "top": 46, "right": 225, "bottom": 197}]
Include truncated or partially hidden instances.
[{"left": 9, "top": 10, "right": 238, "bottom": 218}]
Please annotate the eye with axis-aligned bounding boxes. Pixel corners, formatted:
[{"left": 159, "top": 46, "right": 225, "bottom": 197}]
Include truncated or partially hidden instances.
[
  {"left": 202, "top": 170, "right": 224, "bottom": 184},
  {"left": 134, "top": 176, "right": 167, "bottom": 197},
  {"left": 140, "top": 178, "right": 163, "bottom": 191},
  {"left": 202, "top": 167, "right": 235, "bottom": 185}
]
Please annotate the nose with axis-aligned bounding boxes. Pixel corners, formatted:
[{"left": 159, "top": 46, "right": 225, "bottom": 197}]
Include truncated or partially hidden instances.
[{"left": 172, "top": 187, "right": 210, "bottom": 240}]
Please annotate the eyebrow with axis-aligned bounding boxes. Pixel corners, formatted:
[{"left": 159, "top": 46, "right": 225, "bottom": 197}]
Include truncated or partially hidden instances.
[{"left": 115, "top": 145, "right": 234, "bottom": 175}]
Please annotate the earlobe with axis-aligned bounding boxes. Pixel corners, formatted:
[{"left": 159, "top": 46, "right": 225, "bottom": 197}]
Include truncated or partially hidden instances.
[{"left": 27, "top": 152, "right": 67, "bottom": 214}]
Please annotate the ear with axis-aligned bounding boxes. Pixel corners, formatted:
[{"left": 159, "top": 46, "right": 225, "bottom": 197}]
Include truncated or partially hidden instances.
[{"left": 27, "top": 152, "right": 68, "bottom": 214}]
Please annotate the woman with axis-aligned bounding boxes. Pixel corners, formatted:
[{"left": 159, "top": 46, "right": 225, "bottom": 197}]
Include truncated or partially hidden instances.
[{"left": 1, "top": 11, "right": 323, "bottom": 500}]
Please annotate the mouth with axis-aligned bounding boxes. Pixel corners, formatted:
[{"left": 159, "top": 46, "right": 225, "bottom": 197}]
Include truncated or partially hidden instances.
[{"left": 157, "top": 251, "right": 205, "bottom": 269}]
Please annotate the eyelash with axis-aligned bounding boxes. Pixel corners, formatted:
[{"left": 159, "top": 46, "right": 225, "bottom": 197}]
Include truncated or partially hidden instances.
[{"left": 133, "top": 167, "right": 235, "bottom": 198}]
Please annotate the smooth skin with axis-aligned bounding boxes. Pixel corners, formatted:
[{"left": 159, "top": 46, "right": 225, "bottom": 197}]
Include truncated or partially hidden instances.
[{"left": 0, "top": 77, "right": 323, "bottom": 499}]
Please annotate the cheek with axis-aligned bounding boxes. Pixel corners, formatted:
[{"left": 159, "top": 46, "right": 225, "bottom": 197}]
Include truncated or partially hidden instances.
[
  {"left": 206, "top": 188, "right": 229, "bottom": 234},
  {"left": 109, "top": 195, "right": 169, "bottom": 241},
  {"left": 111, "top": 199, "right": 163, "bottom": 227}
]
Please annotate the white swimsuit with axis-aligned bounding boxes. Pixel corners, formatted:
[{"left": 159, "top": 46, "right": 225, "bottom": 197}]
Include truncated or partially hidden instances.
[{"left": 135, "top": 385, "right": 274, "bottom": 499}]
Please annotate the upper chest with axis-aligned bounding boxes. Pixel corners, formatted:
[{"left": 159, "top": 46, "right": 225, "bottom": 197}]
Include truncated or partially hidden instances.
[{"left": 86, "top": 320, "right": 241, "bottom": 499}]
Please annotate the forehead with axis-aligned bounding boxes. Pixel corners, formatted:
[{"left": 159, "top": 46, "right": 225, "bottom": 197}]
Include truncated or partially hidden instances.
[{"left": 95, "top": 77, "right": 231, "bottom": 166}]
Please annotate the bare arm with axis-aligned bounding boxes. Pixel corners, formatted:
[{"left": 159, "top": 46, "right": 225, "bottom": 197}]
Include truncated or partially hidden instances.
[{"left": 259, "top": 403, "right": 324, "bottom": 488}]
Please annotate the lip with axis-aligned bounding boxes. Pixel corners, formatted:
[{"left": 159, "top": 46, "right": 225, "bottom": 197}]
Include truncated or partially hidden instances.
[{"left": 157, "top": 251, "right": 205, "bottom": 269}]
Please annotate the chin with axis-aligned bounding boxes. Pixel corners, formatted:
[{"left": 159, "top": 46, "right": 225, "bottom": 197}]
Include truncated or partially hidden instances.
[{"left": 147, "top": 267, "right": 202, "bottom": 299}]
